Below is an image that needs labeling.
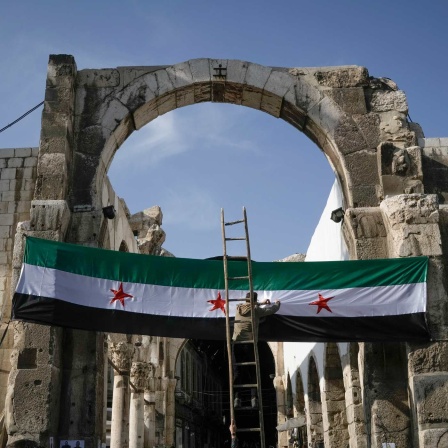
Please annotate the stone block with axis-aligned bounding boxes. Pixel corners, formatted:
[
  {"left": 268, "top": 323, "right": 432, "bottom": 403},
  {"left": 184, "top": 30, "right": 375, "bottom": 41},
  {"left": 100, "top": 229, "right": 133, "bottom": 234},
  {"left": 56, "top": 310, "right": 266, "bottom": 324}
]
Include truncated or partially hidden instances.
[
  {"left": 0, "top": 226, "right": 10, "bottom": 238},
  {"left": 175, "top": 85, "right": 195, "bottom": 109},
  {"left": 419, "top": 428, "right": 448, "bottom": 447},
  {"left": 189, "top": 58, "right": 212, "bottom": 84},
  {"left": 44, "top": 87, "right": 75, "bottom": 115},
  {"left": 334, "top": 118, "right": 368, "bottom": 155},
  {"left": 119, "top": 65, "right": 168, "bottom": 88},
  {"left": 0, "top": 252, "right": 8, "bottom": 265},
  {"left": 1, "top": 191, "right": 15, "bottom": 202},
  {"left": 7, "top": 158, "right": 23, "bottom": 169},
  {"left": 23, "top": 157, "right": 37, "bottom": 168},
  {"left": 345, "top": 150, "right": 379, "bottom": 185},
  {"left": 76, "top": 125, "right": 106, "bottom": 155},
  {"left": 349, "top": 185, "right": 379, "bottom": 208},
  {"left": 307, "top": 96, "right": 341, "bottom": 139},
  {"left": 353, "top": 113, "right": 381, "bottom": 149},
  {"left": 1, "top": 168, "right": 16, "bottom": 180},
  {"left": 370, "top": 90, "right": 408, "bottom": 113},
  {"left": 241, "top": 87, "right": 263, "bottom": 110},
  {"left": 19, "top": 190, "right": 32, "bottom": 202},
  {"left": 279, "top": 100, "right": 307, "bottom": 131},
  {"left": 22, "top": 167, "right": 36, "bottom": 179},
  {"left": 31, "top": 148, "right": 39, "bottom": 156},
  {"left": 30, "top": 200, "right": 70, "bottom": 235},
  {"left": 67, "top": 211, "right": 102, "bottom": 245},
  {"left": 0, "top": 214, "right": 14, "bottom": 226},
  {"left": 39, "top": 135, "right": 70, "bottom": 156},
  {"left": 313, "top": 66, "right": 369, "bottom": 88},
  {"left": 77, "top": 68, "right": 120, "bottom": 88},
  {"left": 0, "top": 180, "right": 9, "bottom": 191},
  {"left": 133, "top": 101, "right": 159, "bottom": 130},
  {"left": 245, "top": 62, "right": 272, "bottom": 90},
  {"left": 6, "top": 202, "right": 15, "bottom": 214},
  {"left": 14, "top": 148, "right": 32, "bottom": 158},
  {"left": 408, "top": 342, "right": 448, "bottom": 376},
  {"left": 166, "top": 61, "right": 193, "bottom": 89},
  {"left": 15, "top": 202, "right": 31, "bottom": 214},
  {"left": 264, "top": 69, "right": 295, "bottom": 99},
  {"left": 0, "top": 159, "right": 6, "bottom": 169},
  {"left": 260, "top": 93, "right": 282, "bottom": 117},
  {"left": 98, "top": 98, "right": 133, "bottom": 134},
  {"left": 414, "top": 374, "right": 448, "bottom": 424},
  {"left": 0, "top": 149, "right": 15, "bottom": 157},
  {"left": 156, "top": 93, "right": 177, "bottom": 116},
  {"left": 36, "top": 153, "right": 67, "bottom": 178},
  {"left": 225, "top": 59, "right": 249, "bottom": 86},
  {"left": 24, "top": 178, "right": 35, "bottom": 192},
  {"left": 326, "top": 88, "right": 367, "bottom": 115},
  {"left": 34, "top": 174, "right": 67, "bottom": 201},
  {"left": 154, "top": 69, "right": 174, "bottom": 97}
]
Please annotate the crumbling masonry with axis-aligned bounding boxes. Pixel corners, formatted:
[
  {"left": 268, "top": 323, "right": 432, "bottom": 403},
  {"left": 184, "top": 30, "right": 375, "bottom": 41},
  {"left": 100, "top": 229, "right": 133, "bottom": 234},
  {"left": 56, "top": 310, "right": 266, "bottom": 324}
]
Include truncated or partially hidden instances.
[{"left": 0, "top": 55, "right": 448, "bottom": 447}]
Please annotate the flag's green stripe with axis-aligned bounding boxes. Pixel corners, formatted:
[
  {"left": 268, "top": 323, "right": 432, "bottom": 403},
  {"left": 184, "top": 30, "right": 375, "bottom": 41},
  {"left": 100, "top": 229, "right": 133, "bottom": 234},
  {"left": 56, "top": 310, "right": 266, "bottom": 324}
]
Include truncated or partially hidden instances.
[{"left": 23, "top": 237, "right": 428, "bottom": 290}]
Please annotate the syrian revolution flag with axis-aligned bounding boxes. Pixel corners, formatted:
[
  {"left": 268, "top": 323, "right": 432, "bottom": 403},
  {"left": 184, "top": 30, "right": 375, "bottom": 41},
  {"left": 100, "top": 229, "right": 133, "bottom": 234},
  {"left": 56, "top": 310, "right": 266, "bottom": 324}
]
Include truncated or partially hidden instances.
[{"left": 12, "top": 237, "right": 430, "bottom": 342}]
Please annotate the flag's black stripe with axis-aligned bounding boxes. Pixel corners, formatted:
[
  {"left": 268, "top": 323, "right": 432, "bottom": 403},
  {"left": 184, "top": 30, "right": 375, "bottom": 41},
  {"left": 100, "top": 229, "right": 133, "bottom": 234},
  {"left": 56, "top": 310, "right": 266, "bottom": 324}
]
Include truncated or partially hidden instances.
[{"left": 12, "top": 293, "right": 431, "bottom": 342}]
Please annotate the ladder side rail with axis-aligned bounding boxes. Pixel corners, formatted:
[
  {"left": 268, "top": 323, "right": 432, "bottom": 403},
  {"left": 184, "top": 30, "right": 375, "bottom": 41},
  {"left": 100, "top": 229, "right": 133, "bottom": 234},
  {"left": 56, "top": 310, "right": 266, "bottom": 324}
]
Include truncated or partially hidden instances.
[
  {"left": 243, "top": 207, "right": 266, "bottom": 448},
  {"left": 221, "top": 208, "right": 235, "bottom": 427}
]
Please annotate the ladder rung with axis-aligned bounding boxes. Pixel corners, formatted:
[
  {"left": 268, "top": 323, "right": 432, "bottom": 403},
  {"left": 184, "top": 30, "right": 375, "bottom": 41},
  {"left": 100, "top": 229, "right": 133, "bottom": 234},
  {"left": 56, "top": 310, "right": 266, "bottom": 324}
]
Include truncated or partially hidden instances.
[
  {"left": 225, "top": 219, "right": 245, "bottom": 226},
  {"left": 232, "top": 340, "right": 255, "bottom": 344},
  {"left": 234, "top": 383, "right": 258, "bottom": 388},
  {"left": 228, "top": 276, "right": 249, "bottom": 280},
  {"left": 236, "top": 428, "right": 261, "bottom": 433},
  {"left": 228, "top": 298, "right": 247, "bottom": 302},
  {"left": 226, "top": 237, "right": 246, "bottom": 241},
  {"left": 235, "top": 361, "right": 256, "bottom": 366},
  {"left": 226, "top": 255, "right": 248, "bottom": 261}
]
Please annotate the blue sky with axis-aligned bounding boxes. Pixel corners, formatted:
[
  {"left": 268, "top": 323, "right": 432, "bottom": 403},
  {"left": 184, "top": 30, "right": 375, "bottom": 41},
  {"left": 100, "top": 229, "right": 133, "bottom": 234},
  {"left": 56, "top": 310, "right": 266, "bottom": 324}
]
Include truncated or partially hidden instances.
[{"left": 1, "top": 1, "right": 447, "bottom": 260}]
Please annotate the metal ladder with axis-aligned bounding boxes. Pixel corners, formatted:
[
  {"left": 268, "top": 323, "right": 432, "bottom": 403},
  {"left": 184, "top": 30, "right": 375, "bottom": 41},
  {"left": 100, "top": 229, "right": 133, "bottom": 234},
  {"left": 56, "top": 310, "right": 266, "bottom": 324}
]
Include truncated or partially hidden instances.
[{"left": 221, "top": 207, "right": 265, "bottom": 448}]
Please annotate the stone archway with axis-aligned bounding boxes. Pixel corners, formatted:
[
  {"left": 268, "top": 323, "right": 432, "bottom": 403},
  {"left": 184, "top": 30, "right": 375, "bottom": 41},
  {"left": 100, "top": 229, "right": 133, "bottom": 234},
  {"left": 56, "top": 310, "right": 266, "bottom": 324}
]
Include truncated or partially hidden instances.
[{"left": 67, "top": 57, "right": 418, "bottom": 218}]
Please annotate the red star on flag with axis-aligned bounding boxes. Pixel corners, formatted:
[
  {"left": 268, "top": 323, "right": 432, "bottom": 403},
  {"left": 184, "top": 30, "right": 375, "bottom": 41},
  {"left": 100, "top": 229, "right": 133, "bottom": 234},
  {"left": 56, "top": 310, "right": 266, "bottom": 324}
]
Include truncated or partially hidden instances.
[
  {"left": 309, "top": 293, "right": 334, "bottom": 314},
  {"left": 110, "top": 282, "right": 133, "bottom": 308},
  {"left": 208, "top": 292, "right": 226, "bottom": 315}
]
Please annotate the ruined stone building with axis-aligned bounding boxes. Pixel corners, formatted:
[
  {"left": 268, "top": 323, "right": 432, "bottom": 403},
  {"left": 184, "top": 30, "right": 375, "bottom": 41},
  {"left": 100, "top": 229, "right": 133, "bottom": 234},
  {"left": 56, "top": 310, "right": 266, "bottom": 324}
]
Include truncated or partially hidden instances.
[{"left": 0, "top": 55, "right": 448, "bottom": 448}]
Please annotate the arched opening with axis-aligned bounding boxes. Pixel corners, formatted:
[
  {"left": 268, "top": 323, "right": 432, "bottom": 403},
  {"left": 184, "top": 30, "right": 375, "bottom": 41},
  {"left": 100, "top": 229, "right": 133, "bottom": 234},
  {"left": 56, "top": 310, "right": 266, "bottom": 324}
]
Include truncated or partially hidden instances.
[
  {"left": 308, "top": 355, "right": 323, "bottom": 447},
  {"left": 108, "top": 102, "right": 334, "bottom": 260},
  {"left": 323, "top": 343, "right": 349, "bottom": 447},
  {"left": 173, "top": 339, "right": 276, "bottom": 448}
]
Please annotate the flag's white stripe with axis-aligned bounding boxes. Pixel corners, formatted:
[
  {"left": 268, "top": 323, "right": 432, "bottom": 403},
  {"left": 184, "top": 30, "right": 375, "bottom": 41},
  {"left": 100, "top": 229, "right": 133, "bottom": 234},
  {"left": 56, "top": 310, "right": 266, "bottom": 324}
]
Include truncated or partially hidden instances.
[{"left": 16, "top": 263, "right": 426, "bottom": 318}]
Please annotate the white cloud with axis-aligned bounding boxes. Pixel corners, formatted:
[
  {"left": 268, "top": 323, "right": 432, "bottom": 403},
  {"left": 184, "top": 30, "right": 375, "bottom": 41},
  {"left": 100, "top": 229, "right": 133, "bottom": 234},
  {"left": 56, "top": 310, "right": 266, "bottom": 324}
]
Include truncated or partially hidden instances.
[
  {"left": 162, "top": 185, "right": 219, "bottom": 231},
  {"left": 113, "top": 103, "right": 259, "bottom": 171}
]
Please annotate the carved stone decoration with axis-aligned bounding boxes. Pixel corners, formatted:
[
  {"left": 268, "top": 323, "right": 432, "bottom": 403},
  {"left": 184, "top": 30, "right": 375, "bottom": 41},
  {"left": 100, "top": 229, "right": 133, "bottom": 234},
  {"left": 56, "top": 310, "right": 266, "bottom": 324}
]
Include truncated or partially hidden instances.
[
  {"left": 130, "top": 362, "right": 152, "bottom": 392},
  {"left": 343, "top": 207, "right": 388, "bottom": 259},
  {"left": 380, "top": 194, "right": 442, "bottom": 258},
  {"left": 109, "top": 341, "right": 134, "bottom": 373},
  {"left": 377, "top": 142, "right": 423, "bottom": 198}
]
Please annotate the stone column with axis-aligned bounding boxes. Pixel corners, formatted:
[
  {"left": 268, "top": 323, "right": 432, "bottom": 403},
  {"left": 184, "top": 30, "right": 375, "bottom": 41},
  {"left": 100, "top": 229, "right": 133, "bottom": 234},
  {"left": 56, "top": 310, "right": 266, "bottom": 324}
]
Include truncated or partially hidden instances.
[
  {"left": 162, "top": 377, "right": 177, "bottom": 447},
  {"left": 363, "top": 343, "right": 411, "bottom": 448},
  {"left": 143, "top": 389, "right": 156, "bottom": 448},
  {"left": 129, "top": 362, "right": 150, "bottom": 448},
  {"left": 342, "top": 343, "right": 367, "bottom": 448},
  {"left": 109, "top": 341, "right": 134, "bottom": 448},
  {"left": 273, "top": 375, "right": 288, "bottom": 448}
]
